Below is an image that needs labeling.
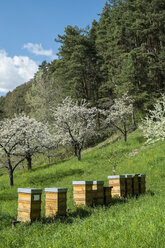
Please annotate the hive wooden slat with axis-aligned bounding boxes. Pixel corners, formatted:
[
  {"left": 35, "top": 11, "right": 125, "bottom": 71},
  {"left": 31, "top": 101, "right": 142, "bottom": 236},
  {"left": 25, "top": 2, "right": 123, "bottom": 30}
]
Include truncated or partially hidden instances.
[
  {"left": 72, "top": 181, "right": 93, "bottom": 206},
  {"left": 17, "top": 188, "right": 42, "bottom": 222},
  {"left": 45, "top": 188, "right": 67, "bottom": 217},
  {"left": 125, "top": 174, "right": 134, "bottom": 197},
  {"left": 92, "top": 181, "right": 104, "bottom": 205},
  {"left": 108, "top": 175, "right": 126, "bottom": 197},
  {"left": 132, "top": 174, "right": 139, "bottom": 195},
  {"left": 104, "top": 186, "right": 113, "bottom": 205},
  {"left": 138, "top": 174, "right": 146, "bottom": 194},
  {"left": 46, "top": 209, "right": 66, "bottom": 216}
]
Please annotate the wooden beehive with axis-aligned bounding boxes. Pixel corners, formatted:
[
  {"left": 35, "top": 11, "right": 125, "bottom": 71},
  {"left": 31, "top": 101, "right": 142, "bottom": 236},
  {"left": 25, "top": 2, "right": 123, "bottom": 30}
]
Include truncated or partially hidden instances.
[
  {"left": 72, "top": 181, "right": 93, "bottom": 206},
  {"left": 138, "top": 174, "right": 146, "bottom": 194},
  {"left": 17, "top": 188, "right": 42, "bottom": 222},
  {"left": 108, "top": 175, "right": 126, "bottom": 197},
  {"left": 103, "top": 186, "right": 113, "bottom": 205},
  {"left": 45, "top": 188, "right": 67, "bottom": 217},
  {"left": 92, "top": 181, "right": 104, "bottom": 205},
  {"left": 125, "top": 174, "right": 134, "bottom": 197},
  {"left": 133, "top": 174, "right": 140, "bottom": 195}
]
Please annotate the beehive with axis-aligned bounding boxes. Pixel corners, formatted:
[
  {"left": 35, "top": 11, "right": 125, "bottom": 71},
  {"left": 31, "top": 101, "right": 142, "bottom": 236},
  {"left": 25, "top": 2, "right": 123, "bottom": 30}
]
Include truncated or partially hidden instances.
[
  {"left": 45, "top": 188, "right": 67, "bottom": 217},
  {"left": 92, "top": 181, "right": 104, "bottom": 205},
  {"left": 138, "top": 174, "right": 146, "bottom": 194},
  {"left": 132, "top": 174, "right": 139, "bottom": 195},
  {"left": 125, "top": 174, "right": 134, "bottom": 196},
  {"left": 17, "top": 188, "right": 42, "bottom": 222},
  {"left": 72, "top": 181, "right": 93, "bottom": 206},
  {"left": 103, "top": 186, "right": 113, "bottom": 205},
  {"left": 108, "top": 175, "right": 126, "bottom": 197}
]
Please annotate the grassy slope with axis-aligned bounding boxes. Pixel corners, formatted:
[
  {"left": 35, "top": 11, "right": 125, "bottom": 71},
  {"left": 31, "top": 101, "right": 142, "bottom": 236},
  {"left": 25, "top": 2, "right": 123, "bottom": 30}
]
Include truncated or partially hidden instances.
[{"left": 0, "top": 130, "right": 164, "bottom": 248}]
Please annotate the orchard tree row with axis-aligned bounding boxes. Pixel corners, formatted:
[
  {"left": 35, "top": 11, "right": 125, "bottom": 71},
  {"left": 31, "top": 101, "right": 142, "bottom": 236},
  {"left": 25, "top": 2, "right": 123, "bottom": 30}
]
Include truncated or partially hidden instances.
[
  {"left": 0, "top": 94, "right": 133, "bottom": 186},
  {"left": 1, "top": 93, "right": 165, "bottom": 186}
]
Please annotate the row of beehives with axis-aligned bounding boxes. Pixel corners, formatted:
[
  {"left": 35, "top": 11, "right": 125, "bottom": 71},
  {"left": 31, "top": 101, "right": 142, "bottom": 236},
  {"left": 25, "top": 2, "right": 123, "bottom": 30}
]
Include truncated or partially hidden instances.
[{"left": 17, "top": 174, "right": 146, "bottom": 222}]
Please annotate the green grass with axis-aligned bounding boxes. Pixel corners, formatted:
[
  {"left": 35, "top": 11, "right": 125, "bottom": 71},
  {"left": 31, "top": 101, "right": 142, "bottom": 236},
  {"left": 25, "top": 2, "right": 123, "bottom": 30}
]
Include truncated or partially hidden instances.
[{"left": 0, "top": 130, "right": 165, "bottom": 248}]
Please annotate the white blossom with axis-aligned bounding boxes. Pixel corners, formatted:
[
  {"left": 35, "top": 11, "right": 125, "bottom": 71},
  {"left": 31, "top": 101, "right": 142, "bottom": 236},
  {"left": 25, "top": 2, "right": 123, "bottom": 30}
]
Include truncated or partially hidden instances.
[
  {"left": 105, "top": 93, "right": 133, "bottom": 141},
  {"left": 51, "top": 97, "right": 97, "bottom": 160},
  {"left": 0, "top": 114, "right": 55, "bottom": 185},
  {"left": 140, "top": 94, "right": 165, "bottom": 143}
]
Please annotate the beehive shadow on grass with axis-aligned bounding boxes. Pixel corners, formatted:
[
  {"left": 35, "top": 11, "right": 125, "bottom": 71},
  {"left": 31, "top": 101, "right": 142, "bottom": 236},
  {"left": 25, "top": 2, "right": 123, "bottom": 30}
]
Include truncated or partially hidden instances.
[
  {"left": 145, "top": 190, "right": 155, "bottom": 196},
  {"left": 69, "top": 207, "right": 92, "bottom": 219},
  {"left": 30, "top": 207, "right": 92, "bottom": 226},
  {"left": 110, "top": 196, "right": 128, "bottom": 206},
  {"left": 40, "top": 215, "right": 74, "bottom": 225}
]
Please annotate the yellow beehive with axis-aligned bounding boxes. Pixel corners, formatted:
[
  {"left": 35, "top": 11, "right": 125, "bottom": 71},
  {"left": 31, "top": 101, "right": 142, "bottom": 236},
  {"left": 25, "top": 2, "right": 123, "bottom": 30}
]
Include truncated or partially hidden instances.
[
  {"left": 17, "top": 188, "right": 42, "bottom": 222},
  {"left": 72, "top": 181, "right": 93, "bottom": 206},
  {"left": 125, "top": 174, "right": 134, "bottom": 197},
  {"left": 92, "top": 181, "right": 104, "bottom": 205},
  {"left": 138, "top": 174, "right": 146, "bottom": 194},
  {"left": 103, "top": 186, "right": 113, "bottom": 205},
  {"left": 45, "top": 188, "right": 67, "bottom": 217},
  {"left": 108, "top": 175, "right": 126, "bottom": 197}
]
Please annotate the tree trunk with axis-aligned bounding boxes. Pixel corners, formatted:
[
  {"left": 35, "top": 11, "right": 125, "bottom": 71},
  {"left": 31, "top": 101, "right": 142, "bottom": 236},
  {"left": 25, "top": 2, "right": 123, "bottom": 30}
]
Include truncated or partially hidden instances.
[
  {"left": 9, "top": 169, "right": 14, "bottom": 186},
  {"left": 124, "top": 132, "right": 127, "bottom": 142},
  {"left": 113, "top": 166, "right": 116, "bottom": 175},
  {"left": 124, "top": 122, "right": 127, "bottom": 142},
  {"left": 26, "top": 155, "right": 32, "bottom": 170},
  {"left": 77, "top": 149, "right": 81, "bottom": 161},
  {"left": 74, "top": 145, "right": 78, "bottom": 157},
  {"left": 131, "top": 109, "right": 137, "bottom": 131},
  {"left": 48, "top": 155, "right": 50, "bottom": 164},
  {"left": 7, "top": 155, "right": 14, "bottom": 186}
]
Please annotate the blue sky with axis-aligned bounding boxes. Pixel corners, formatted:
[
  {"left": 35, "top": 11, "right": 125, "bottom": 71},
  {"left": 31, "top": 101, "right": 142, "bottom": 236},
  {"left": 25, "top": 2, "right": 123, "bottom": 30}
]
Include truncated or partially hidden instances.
[{"left": 0, "top": 0, "right": 106, "bottom": 95}]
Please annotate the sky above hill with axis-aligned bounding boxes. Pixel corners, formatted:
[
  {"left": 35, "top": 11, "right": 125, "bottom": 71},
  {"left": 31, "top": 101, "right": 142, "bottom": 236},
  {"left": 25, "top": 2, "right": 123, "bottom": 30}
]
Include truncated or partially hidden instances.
[{"left": 0, "top": 0, "right": 105, "bottom": 96}]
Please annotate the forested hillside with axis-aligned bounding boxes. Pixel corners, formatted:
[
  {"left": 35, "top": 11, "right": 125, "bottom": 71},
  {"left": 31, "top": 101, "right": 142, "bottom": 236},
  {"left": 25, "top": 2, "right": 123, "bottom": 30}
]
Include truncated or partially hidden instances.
[{"left": 1, "top": 0, "right": 165, "bottom": 121}]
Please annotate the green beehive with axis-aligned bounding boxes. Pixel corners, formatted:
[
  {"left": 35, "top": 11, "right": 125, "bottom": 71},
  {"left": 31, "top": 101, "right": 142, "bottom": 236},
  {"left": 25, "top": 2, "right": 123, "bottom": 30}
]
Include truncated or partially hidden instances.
[
  {"left": 138, "top": 174, "right": 146, "bottom": 194},
  {"left": 92, "top": 181, "right": 104, "bottom": 205}
]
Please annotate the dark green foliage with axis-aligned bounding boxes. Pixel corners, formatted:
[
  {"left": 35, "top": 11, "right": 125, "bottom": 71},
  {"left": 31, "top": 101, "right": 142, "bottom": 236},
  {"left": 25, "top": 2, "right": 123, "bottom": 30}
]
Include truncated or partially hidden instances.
[
  {"left": 3, "top": 81, "right": 32, "bottom": 118},
  {"left": 1, "top": 0, "right": 165, "bottom": 121},
  {"left": 0, "top": 96, "right": 5, "bottom": 120},
  {"left": 96, "top": 0, "right": 165, "bottom": 109},
  {"left": 54, "top": 24, "right": 103, "bottom": 107}
]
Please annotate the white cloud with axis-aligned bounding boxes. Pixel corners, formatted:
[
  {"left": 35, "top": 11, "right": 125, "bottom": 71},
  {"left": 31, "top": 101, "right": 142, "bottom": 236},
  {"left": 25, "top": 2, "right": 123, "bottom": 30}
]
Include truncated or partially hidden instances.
[
  {"left": 0, "top": 50, "right": 38, "bottom": 94},
  {"left": 23, "top": 43, "right": 57, "bottom": 59}
]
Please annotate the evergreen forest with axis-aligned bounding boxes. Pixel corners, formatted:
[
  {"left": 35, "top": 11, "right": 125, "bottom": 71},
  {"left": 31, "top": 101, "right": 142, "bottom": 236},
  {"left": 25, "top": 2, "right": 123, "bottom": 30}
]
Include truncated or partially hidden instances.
[{"left": 0, "top": 0, "right": 165, "bottom": 122}]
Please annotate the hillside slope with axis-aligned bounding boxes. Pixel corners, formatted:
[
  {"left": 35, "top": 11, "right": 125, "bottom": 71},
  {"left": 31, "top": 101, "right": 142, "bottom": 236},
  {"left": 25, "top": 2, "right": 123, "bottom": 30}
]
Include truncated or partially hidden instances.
[{"left": 0, "top": 130, "right": 164, "bottom": 248}]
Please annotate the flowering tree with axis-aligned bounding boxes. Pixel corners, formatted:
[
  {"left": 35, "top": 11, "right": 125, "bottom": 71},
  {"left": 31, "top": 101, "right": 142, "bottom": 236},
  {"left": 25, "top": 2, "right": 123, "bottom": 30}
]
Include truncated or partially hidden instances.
[
  {"left": 51, "top": 97, "right": 97, "bottom": 161},
  {"left": 15, "top": 115, "right": 55, "bottom": 170},
  {"left": 105, "top": 93, "right": 133, "bottom": 142},
  {"left": 140, "top": 94, "right": 165, "bottom": 143},
  {"left": 0, "top": 114, "right": 55, "bottom": 186}
]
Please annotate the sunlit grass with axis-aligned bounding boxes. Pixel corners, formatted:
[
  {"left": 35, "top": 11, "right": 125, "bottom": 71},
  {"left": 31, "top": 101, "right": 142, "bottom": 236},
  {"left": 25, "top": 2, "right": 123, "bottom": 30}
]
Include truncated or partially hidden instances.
[{"left": 0, "top": 130, "right": 164, "bottom": 248}]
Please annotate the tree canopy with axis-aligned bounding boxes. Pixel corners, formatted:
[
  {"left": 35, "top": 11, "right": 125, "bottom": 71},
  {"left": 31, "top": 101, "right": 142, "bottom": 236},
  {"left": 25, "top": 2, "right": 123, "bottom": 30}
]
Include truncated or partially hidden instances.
[
  {"left": 1, "top": 0, "right": 165, "bottom": 119},
  {"left": 0, "top": 114, "right": 54, "bottom": 185},
  {"left": 51, "top": 97, "right": 97, "bottom": 160}
]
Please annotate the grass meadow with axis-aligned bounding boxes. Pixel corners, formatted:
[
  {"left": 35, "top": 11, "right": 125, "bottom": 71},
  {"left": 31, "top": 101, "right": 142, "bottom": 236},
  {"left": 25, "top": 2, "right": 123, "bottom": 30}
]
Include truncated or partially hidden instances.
[{"left": 0, "top": 130, "right": 164, "bottom": 248}]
